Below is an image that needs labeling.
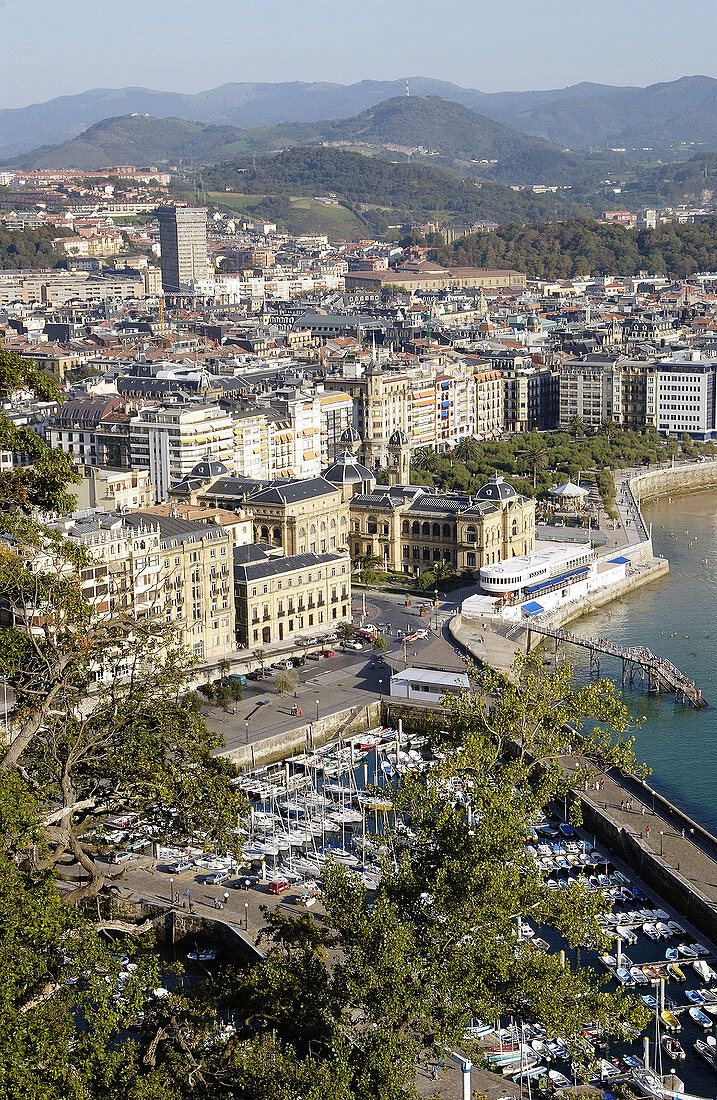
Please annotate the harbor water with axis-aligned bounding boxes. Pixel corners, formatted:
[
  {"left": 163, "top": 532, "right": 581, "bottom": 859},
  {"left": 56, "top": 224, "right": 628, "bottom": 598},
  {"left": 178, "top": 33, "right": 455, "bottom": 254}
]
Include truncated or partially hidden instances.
[{"left": 567, "top": 488, "right": 717, "bottom": 834}]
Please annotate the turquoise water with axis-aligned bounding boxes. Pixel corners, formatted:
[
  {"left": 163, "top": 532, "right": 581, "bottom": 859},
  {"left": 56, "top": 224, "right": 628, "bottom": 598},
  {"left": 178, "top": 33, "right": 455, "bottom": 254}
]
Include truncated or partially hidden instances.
[{"left": 567, "top": 489, "right": 717, "bottom": 833}]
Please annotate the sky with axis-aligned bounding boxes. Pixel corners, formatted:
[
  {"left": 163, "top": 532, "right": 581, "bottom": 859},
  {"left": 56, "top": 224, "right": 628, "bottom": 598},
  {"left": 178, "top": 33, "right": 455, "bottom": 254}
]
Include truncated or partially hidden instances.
[{"left": 2, "top": 0, "right": 717, "bottom": 108}]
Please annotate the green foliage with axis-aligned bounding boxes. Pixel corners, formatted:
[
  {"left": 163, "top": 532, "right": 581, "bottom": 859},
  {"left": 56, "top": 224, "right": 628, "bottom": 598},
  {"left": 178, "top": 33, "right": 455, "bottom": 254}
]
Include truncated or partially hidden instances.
[
  {"left": 200, "top": 146, "right": 584, "bottom": 236},
  {"left": 336, "top": 621, "right": 356, "bottom": 644},
  {"left": 0, "top": 227, "right": 71, "bottom": 270},
  {"left": 274, "top": 669, "right": 298, "bottom": 696},
  {"left": 433, "top": 214, "right": 717, "bottom": 279},
  {"left": 411, "top": 424, "right": 698, "bottom": 506},
  {"left": 372, "top": 635, "right": 388, "bottom": 653}
]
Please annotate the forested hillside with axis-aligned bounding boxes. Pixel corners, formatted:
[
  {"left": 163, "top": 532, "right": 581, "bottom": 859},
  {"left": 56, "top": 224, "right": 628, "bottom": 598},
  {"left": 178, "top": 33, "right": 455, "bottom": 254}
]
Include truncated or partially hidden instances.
[
  {"left": 432, "top": 216, "right": 717, "bottom": 278},
  {"left": 0, "top": 226, "right": 69, "bottom": 269}
]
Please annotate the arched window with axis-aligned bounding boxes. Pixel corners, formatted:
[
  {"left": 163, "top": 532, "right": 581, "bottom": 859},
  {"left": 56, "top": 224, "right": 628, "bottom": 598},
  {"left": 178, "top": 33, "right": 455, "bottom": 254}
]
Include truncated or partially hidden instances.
[
  {"left": 272, "top": 526, "right": 281, "bottom": 543},
  {"left": 260, "top": 525, "right": 269, "bottom": 541},
  {"left": 433, "top": 548, "right": 441, "bottom": 561},
  {"left": 432, "top": 522, "right": 440, "bottom": 537},
  {"left": 422, "top": 521, "right": 430, "bottom": 537},
  {"left": 411, "top": 521, "right": 420, "bottom": 535},
  {"left": 443, "top": 523, "right": 451, "bottom": 538},
  {"left": 330, "top": 518, "right": 336, "bottom": 529},
  {"left": 310, "top": 523, "right": 316, "bottom": 535},
  {"left": 465, "top": 525, "right": 476, "bottom": 544},
  {"left": 512, "top": 520, "right": 519, "bottom": 536},
  {"left": 320, "top": 521, "right": 326, "bottom": 532},
  {"left": 299, "top": 526, "right": 306, "bottom": 539},
  {"left": 402, "top": 520, "right": 410, "bottom": 535}
]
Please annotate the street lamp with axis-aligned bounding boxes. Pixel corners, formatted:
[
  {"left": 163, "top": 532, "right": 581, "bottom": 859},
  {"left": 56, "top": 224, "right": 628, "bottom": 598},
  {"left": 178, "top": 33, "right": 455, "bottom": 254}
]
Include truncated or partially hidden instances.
[
  {"left": 169, "top": 876, "right": 174, "bottom": 904},
  {"left": 660, "top": 830, "right": 664, "bottom": 858},
  {"left": 244, "top": 720, "right": 249, "bottom": 745},
  {"left": 244, "top": 902, "right": 249, "bottom": 930},
  {"left": 315, "top": 698, "right": 319, "bottom": 721},
  {"left": 378, "top": 678, "right": 383, "bottom": 700}
]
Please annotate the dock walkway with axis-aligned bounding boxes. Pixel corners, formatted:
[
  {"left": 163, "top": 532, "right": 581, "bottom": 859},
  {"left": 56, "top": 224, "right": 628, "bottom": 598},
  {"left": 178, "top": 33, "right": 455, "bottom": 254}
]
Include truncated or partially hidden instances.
[{"left": 526, "top": 623, "right": 706, "bottom": 708}]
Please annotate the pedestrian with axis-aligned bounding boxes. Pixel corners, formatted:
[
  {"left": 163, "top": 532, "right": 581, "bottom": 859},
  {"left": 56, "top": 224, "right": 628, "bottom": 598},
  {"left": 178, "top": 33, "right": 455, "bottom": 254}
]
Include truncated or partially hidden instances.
[
  {"left": 646, "top": 824, "right": 650, "bottom": 837},
  {"left": 175, "top": 891, "right": 180, "bottom": 903},
  {"left": 599, "top": 778, "right": 604, "bottom": 790},
  {"left": 641, "top": 805, "right": 646, "bottom": 816},
  {"left": 620, "top": 799, "right": 625, "bottom": 811},
  {"left": 298, "top": 708, "right": 302, "bottom": 717},
  {"left": 214, "top": 898, "right": 221, "bottom": 909}
]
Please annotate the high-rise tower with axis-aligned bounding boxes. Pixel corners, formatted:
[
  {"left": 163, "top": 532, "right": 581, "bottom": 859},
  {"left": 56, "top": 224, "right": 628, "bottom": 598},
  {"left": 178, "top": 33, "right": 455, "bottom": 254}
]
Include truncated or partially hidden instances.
[{"left": 157, "top": 205, "right": 208, "bottom": 294}]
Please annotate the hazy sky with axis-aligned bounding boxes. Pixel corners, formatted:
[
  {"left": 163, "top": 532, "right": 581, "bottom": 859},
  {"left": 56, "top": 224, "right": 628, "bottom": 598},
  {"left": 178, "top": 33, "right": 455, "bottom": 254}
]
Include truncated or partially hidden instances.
[{"left": 2, "top": 0, "right": 717, "bottom": 108}]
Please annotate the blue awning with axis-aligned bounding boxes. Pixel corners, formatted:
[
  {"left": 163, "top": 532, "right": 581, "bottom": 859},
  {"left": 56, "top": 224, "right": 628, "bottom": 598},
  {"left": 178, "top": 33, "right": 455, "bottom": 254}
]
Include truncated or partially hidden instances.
[
  {"left": 524, "top": 565, "right": 589, "bottom": 595},
  {"left": 608, "top": 555, "right": 630, "bottom": 564},
  {"left": 522, "top": 601, "right": 544, "bottom": 616}
]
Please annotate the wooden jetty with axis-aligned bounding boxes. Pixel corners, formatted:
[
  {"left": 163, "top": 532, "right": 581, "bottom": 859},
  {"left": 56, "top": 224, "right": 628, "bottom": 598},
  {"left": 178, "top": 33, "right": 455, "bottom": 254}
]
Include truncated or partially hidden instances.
[{"left": 525, "top": 624, "right": 707, "bottom": 708}]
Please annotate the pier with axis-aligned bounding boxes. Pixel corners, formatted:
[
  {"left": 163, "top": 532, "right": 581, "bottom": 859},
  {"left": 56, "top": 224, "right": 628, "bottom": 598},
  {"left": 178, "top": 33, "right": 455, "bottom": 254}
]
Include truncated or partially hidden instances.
[{"left": 525, "top": 624, "right": 707, "bottom": 708}]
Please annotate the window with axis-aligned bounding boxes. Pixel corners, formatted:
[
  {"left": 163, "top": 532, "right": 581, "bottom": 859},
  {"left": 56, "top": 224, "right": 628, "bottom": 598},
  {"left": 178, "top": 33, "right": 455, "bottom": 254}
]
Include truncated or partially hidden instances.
[{"left": 251, "top": 587, "right": 257, "bottom": 597}]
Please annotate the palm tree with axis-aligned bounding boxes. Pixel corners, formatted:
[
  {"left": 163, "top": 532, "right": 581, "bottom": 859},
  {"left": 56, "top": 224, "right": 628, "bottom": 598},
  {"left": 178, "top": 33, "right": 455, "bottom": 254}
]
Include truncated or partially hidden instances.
[
  {"left": 411, "top": 446, "right": 436, "bottom": 471},
  {"left": 517, "top": 442, "right": 547, "bottom": 489},
  {"left": 454, "top": 438, "right": 481, "bottom": 466},
  {"left": 352, "top": 552, "right": 381, "bottom": 584},
  {"left": 568, "top": 415, "right": 585, "bottom": 441}
]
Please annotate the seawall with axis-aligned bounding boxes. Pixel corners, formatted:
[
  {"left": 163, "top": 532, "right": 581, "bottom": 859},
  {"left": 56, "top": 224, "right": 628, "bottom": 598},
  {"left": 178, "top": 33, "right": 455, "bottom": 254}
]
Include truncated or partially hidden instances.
[
  {"left": 218, "top": 700, "right": 383, "bottom": 770},
  {"left": 629, "top": 458, "right": 717, "bottom": 505}
]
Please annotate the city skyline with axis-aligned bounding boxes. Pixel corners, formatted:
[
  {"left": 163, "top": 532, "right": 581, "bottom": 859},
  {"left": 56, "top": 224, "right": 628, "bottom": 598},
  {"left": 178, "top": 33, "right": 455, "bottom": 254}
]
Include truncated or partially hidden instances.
[{"left": 3, "top": 0, "right": 717, "bottom": 109}]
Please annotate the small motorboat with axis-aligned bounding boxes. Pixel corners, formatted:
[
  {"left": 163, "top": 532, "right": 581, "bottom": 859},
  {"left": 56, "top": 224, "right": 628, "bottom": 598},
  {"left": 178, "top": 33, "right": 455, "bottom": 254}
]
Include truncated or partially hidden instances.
[
  {"left": 616, "top": 967, "right": 636, "bottom": 987},
  {"left": 661, "top": 1009, "right": 680, "bottom": 1031},
  {"left": 643, "top": 923, "right": 660, "bottom": 941},
  {"left": 692, "top": 942, "right": 710, "bottom": 956},
  {"left": 641, "top": 995, "right": 658, "bottom": 1011},
  {"left": 547, "top": 1069, "right": 572, "bottom": 1089},
  {"left": 667, "top": 920, "right": 685, "bottom": 936},
  {"left": 687, "top": 988, "right": 706, "bottom": 1005},
  {"left": 665, "top": 947, "right": 679, "bottom": 961},
  {"left": 642, "top": 964, "right": 659, "bottom": 980},
  {"left": 630, "top": 966, "right": 648, "bottom": 985},
  {"left": 661, "top": 1035, "right": 685, "bottom": 1061},
  {"left": 655, "top": 922, "right": 672, "bottom": 939},
  {"left": 187, "top": 950, "right": 216, "bottom": 961},
  {"left": 678, "top": 943, "right": 699, "bottom": 958},
  {"left": 695, "top": 1038, "right": 717, "bottom": 1070},
  {"left": 689, "top": 1006, "right": 712, "bottom": 1029},
  {"left": 695, "top": 960, "right": 717, "bottom": 982},
  {"left": 623, "top": 1054, "right": 644, "bottom": 1070},
  {"left": 667, "top": 963, "right": 687, "bottom": 982},
  {"left": 599, "top": 954, "right": 617, "bottom": 973}
]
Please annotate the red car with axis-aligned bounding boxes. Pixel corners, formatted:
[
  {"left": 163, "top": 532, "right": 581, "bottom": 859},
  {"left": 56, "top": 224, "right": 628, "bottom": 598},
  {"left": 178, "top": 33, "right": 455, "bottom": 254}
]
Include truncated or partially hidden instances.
[
  {"left": 320, "top": 648, "right": 335, "bottom": 657},
  {"left": 267, "top": 879, "right": 290, "bottom": 895}
]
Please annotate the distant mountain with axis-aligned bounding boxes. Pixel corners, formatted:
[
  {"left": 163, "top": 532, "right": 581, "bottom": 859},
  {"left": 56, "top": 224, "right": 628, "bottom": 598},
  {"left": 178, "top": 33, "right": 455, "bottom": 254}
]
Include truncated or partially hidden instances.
[
  {"left": 6, "top": 76, "right": 717, "bottom": 164},
  {"left": 12, "top": 98, "right": 599, "bottom": 186},
  {"left": 10, "top": 115, "right": 252, "bottom": 170},
  {"left": 501, "top": 75, "right": 717, "bottom": 149}
]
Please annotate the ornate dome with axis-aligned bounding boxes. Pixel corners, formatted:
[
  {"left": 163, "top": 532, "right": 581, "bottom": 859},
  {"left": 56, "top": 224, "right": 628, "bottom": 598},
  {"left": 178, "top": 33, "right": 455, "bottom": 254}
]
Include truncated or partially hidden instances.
[
  {"left": 475, "top": 473, "right": 517, "bottom": 502},
  {"left": 388, "top": 428, "right": 409, "bottom": 447},
  {"left": 322, "top": 451, "right": 373, "bottom": 486},
  {"left": 190, "top": 452, "right": 230, "bottom": 480},
  {"left": 339, "top": 425, "right": 362, "bottom": 444}
]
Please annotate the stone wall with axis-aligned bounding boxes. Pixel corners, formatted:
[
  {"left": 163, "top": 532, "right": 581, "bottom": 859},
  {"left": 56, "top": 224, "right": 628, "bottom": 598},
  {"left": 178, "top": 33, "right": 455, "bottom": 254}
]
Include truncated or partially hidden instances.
[
  {"left": 219, "top": 700, "right": 383, "bottom": 770},
  {"left": 630, "top": 459, "right": 717, "bottom": 505}
]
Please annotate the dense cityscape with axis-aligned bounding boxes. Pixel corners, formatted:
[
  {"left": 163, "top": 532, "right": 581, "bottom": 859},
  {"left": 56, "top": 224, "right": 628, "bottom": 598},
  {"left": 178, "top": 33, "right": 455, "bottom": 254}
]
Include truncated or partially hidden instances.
[{"left": 7, "top": 6, "right": 717, "bottom": 1099}]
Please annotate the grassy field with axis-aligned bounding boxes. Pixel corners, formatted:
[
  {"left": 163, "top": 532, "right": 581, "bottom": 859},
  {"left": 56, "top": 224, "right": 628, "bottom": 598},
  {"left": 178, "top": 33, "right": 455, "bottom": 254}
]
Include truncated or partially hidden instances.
[{"left": 208, "top": 192, "right": 266, "bottom": 212}]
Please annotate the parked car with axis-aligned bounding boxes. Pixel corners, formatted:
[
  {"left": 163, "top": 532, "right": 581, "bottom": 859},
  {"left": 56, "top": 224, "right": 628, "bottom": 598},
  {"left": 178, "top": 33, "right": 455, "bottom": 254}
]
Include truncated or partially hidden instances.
[
  {"left": 205, "top": 869, "right": 231, "bottom": 885},
  {"left": 168, "top": 861, "right": 193, "bottom": 873},
  {"left": 403, "top": 632, "right": 419, "bottom": 643},
  {"left": 320, "top": 648, "right": 335, "bottom": 658},
  {"left": 112, "top": 850, "right": 135, "bottom": 864},
  {"left": 306, "top": 652, "right": 321, "bottom": 661},
  {"left": 231, "top": 875, "right": 257, "bottom": 890},
  {"left": 267, "top": 879, "right": 291, "bottom": 895},
  {"left": 344, "top": 641, "right": 363, "bottom": 650},
  {"left": 229, "top": 673, "right": 247, "bottom": 686},
  {"left": 414, "top": 629, "right": 429, "bottom": 639},
  {"left": 322, "top": 632, "right": 338, "bottom": 643}
]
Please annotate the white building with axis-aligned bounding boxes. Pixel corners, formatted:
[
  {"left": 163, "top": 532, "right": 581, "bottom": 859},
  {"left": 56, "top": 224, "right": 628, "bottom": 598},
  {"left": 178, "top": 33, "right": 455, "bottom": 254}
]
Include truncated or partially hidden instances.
[
  {"left": 130, "top": 405, "right": 235, "bottom": 503},
  {"left": 652, "top": 355, "right": 717, "bottom": 441},
  {"left": 390, "top": 667, "right": 470, "bottom": 702}
]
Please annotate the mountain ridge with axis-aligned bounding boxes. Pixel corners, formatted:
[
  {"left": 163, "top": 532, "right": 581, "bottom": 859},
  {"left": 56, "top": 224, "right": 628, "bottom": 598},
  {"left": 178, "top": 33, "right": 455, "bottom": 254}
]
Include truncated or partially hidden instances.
[{"left": 6, "top": 75, "right": 717, "bottom": 160}]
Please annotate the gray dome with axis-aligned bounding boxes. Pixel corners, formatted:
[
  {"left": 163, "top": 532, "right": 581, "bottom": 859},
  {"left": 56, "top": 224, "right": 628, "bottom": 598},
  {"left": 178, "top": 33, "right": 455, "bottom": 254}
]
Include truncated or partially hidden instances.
[
  {"left": 190, "top": 452, "right": 230, "bottom": 479},
  {"left": 339, "top": 425, "right": 361, "bottom": 444},
  {"left": 388, "top": 428, "right": 409, "bottom": 447},
  {"left": 475, "top": 473, "right": 517, "bottom": 502},
  {"left": 322, "top": 451, "right": 373, "bottom": 486}
]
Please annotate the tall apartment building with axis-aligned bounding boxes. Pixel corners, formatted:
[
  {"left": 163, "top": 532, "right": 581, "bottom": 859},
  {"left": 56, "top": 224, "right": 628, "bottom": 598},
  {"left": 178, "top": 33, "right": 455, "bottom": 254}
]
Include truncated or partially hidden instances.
[
  {"left": 502, "top": 366, "right": 558, "bottom": 433},
  {"left": 651, "top": 356, "right": 717, "bottom": 441},
  {"left": 473, "top": 368, "right": 504, "bottom": 439},
  {"left": 157, "top": 205, "right": 209, "bottom": 294},
  {"left": 130, "top": 405, "right": 235, "bottom": 503},
  {"left": 558, "top": 356, "right": 657, "bottom": 431}
]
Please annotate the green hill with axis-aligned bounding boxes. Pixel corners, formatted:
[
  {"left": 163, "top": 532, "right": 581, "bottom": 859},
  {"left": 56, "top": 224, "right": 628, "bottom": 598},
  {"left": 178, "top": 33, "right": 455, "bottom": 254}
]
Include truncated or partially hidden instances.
[
  {"left": 200, "top": 146, "right": 585, "bottom": 236},
  {"left": 432, "top": 215, "right": 717, "bottom": 279},
  {"left": 10, "top": 115, "right": 252, "bottom": 170}
]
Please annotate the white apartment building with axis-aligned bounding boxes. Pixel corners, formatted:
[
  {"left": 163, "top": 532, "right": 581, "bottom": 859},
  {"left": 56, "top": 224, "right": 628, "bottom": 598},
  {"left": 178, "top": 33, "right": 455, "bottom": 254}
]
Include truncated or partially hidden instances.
[
  {"left": 130, "top": 405, "right": 235, "bottom": 503},
  {"left": 651, "top": 356, "right": 717, "bottom": 441}
]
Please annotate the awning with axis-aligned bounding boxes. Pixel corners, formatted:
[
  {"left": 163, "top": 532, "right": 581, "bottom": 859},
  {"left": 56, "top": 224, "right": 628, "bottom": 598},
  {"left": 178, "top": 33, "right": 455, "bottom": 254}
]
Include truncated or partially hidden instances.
[
  {"left": 608, "top": 555, "right": 631, "bottom": 564},
  {"left": 522, "top": 601, "right": 544, "bottom": 616}
]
